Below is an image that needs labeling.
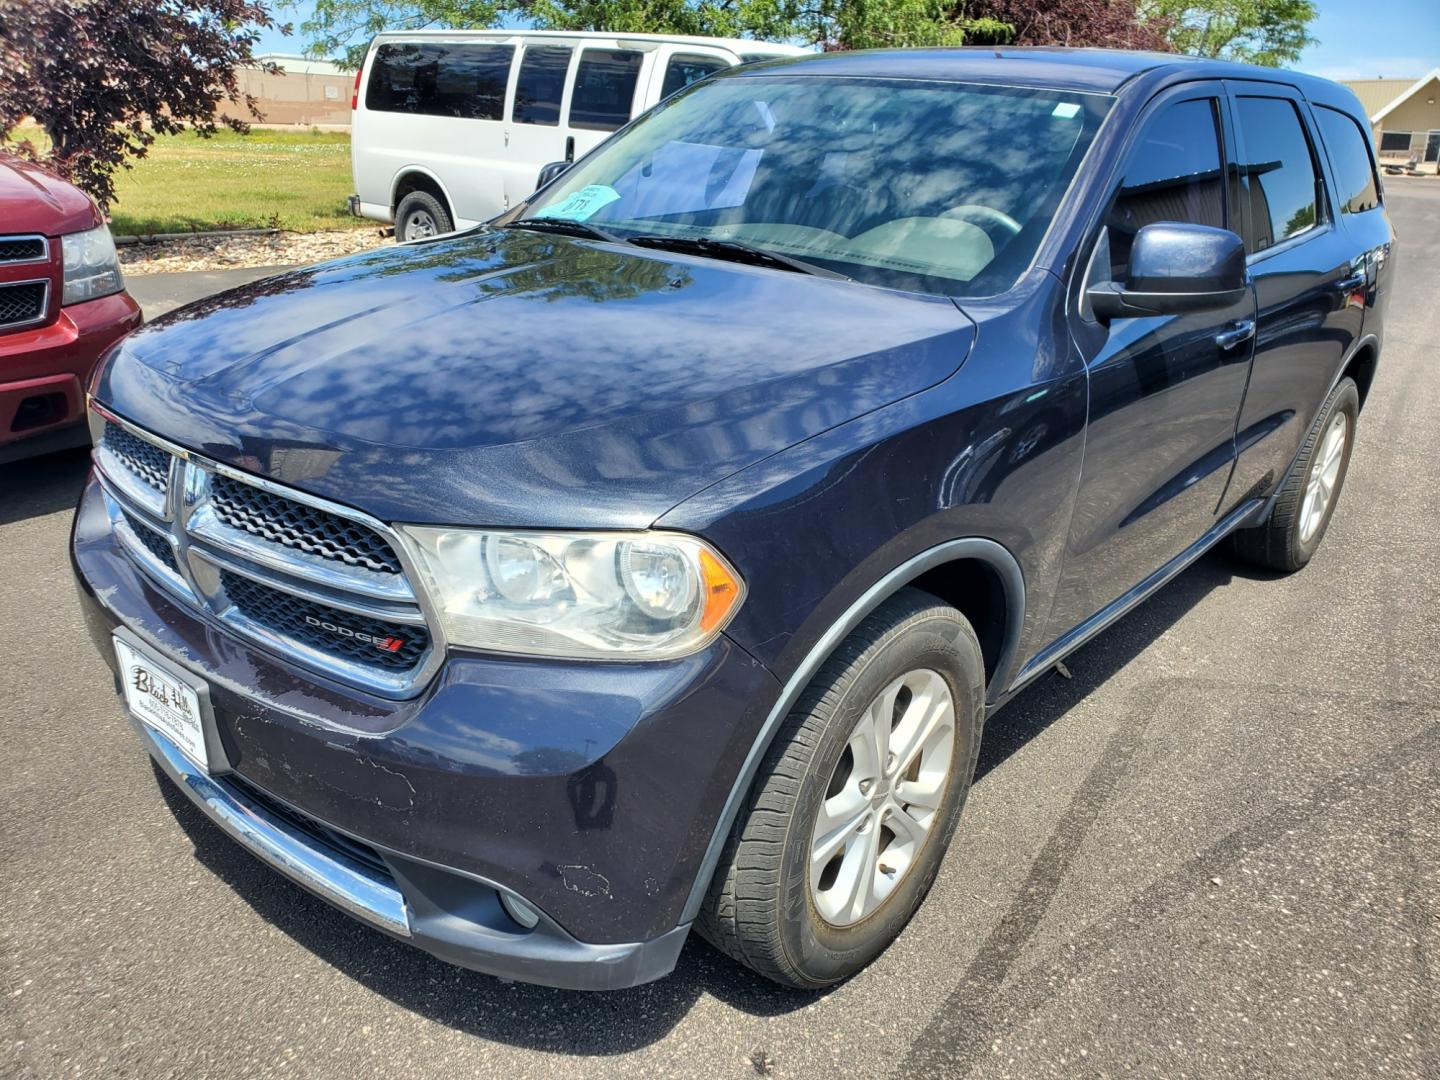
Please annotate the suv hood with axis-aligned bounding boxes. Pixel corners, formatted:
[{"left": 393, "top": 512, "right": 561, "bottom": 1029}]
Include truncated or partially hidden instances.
[
  {"left": 0, "top": 152, "right": 100, "bottom": 235},
  {"left": 99, "top": 228, "right": 975, "bottom": 528}
]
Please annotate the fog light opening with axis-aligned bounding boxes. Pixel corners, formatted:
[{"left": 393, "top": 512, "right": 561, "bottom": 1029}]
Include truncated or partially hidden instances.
[{"left": 500, "top": 891, "right": 540, "bottom": 930}]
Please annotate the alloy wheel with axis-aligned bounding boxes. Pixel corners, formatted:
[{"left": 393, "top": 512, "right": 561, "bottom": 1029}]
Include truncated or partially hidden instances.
[
  {"left": 809, "top": 668, "right": 955, "bottom": 927},
  {"left": 1300, "top": 410, "right": 1348, "bottom": 544}
]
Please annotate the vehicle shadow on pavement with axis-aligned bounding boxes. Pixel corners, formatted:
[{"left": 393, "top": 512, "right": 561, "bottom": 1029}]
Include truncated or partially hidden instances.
[
  {"left": 0, "top": 446, "right": 92, "bottom": 526},
  {"left": 151, "top": 764, "right": 818, "bottom": 1053},
  {"left": 971, "top": 547, "right": 1252, "bottom": 784},
  {"left": 144, "top": 546, "right": 1255, "bottom": 1053}
]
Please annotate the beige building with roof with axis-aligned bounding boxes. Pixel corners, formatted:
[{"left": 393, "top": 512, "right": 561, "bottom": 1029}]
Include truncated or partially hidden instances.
[
  {"left": 1343, "top": 69, "right": 1440, "bottom": 173},
  {"left": 221, "top": 54, "right": 355, "bottom": 129}
]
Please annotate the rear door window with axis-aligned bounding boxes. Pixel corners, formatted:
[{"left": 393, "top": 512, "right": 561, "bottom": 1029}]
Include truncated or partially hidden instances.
[
  {"left": 1106, "top": 97, "right": 1226, "bottom": 277},
  {"left": 366, "top": 42, "right": 514, "bottom": 120},
  {"left": 569, "top": 49, "right": 644, "bottom": 131},
  {"left": 1233, "top": 97, "right": 1322, "bottom": 252},
  {"left": 1314, "top": 106, "right": 1381, "bottom": 214},
  {"left": 660, "top": 55, "right": 729, "bottom": 100},
  {"left": 513, "top": 45, "right": 571, "bottom": 126}
]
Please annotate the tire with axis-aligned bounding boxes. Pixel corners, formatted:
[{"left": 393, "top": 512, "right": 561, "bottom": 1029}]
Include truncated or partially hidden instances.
[
  {"left": 697, "top": 588, "right": 985, "bottom": 989},
  {"left": 394, "top": 190, "right": 452, "bottom": 241},
  {"left": 1229, "top": 376, "right": 1359, "bottom": 573}
]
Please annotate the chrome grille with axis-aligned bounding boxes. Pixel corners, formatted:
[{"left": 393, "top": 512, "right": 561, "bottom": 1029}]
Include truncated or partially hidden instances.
[
  {"left": 104, "top": 422, "right": 171, "bottom": 494},
  {"left": 220, "top": 571, "right": 428, "bottom": 671},
  {"left": 211, "top": 473, "right": 403, "bottom": 574},
  {"left": 123, "top": 511, "right": 181, "bottom": 574},
  {"left": 92, "top": 411, "right": 438, "bottom": 697},
  {"left": 0, "top": 280, "right": 47, "bottom": 330},
  {"left": 0, "top": 236, "right": 47, "bottom": 264}
]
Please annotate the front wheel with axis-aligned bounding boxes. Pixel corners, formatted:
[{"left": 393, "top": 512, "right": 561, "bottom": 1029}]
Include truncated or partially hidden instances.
[
  {"left": 697, "top": 588, "right": 985, "bottom": 988},
  {"left": 1229, "top": 376, "right": 1359, "bottom": 573}
]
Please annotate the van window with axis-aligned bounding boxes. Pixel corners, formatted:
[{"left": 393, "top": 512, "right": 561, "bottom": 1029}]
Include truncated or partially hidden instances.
[
  {"left": 570, "top": 49, "right": 644, "bottom": 131},
  {"left": 1314, "top": 106, "right": 1381, "bottom": 214},
  {"left": 366, "top": 42, "right": 514, "bottom": 121},
  {"left": 514, "top": 45, "right": 571, "bottom": 126},
  {"left": 1107, "top": 98, "right": 1225, "bottom": 277},
  {"left": 660, "top": 55, "right": 729, "bottom": 100},
  {"left": 1234, "top": 97, "right": 1321, "bottom": 252}
]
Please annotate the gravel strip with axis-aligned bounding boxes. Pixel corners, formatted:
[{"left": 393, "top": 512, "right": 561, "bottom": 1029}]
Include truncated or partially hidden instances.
[{"left": 118, "top": 228, "right": 391, "bottom": 275}]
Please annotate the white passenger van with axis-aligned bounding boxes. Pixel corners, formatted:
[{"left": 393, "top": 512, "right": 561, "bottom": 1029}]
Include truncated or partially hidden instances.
[{"left": 349, "top": 30, "right": 805, "bottom": 239}]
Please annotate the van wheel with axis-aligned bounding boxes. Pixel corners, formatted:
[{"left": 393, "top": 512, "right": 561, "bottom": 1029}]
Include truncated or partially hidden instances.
[
  {"left": 1229, "top": 376, "right": 1359, "bottom": 573},
  {"left": 696, "top": 588, "right": 985, "bottom": 989},
  {"left": 395, "top": 191, "right": 452, "bottom": 241}
]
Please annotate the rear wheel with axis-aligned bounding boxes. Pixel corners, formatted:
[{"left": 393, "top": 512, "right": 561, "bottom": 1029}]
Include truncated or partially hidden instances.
[
  {"left": 1229, "top": 376, "right": 1359, "bottom": 572},
  {"left": 394, "top": 190, "right": 452, "bottom": 242},
  {"left": 697, "top": 588, "right": 985, "bottom": 988}
]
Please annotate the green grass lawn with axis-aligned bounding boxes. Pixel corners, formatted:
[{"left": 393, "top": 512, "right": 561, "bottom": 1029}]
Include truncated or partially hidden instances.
[{"left": 53, "top": 128, "right": 367, "bottom": 236}]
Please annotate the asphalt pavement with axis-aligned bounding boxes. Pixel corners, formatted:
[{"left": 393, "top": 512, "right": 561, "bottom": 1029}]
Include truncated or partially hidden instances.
[
  {"left": 2, "top": 185, "right": 1438, "bottom": 1079},
  {"left": 124, "top": 266, "right": 293, "bottom": 321}
]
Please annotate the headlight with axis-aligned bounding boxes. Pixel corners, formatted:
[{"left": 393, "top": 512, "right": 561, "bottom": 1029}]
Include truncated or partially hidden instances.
[
  {"left": 62, "top": 225, "right": 124, "bottom": 305},
  {"left": 397, "top": 527, "right": 745, "bottom": 660}
]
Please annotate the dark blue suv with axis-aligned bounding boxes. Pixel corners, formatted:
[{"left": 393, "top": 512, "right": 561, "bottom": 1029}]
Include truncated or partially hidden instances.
[{"left": 72, "top": 48, "right": 1392, "bottom": 990}]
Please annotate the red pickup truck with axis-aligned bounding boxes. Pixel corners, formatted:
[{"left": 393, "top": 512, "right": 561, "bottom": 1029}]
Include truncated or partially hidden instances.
[{"left": 1, "top": 153, "right": 142, "bottom": 464}]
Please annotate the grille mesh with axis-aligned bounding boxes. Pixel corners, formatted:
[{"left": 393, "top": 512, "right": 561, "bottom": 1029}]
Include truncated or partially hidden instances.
[
  {"left": 104, "top": 422, "right": 172, "bottom": 493},
  {"left": 0, "top": 281, "right": 46, "bottom": 328},
  {"left": 220, "top": 571, "right": 428, "bottom": 671},
  {"left": 210, "top": 473, "right": 403, "bottom": 574},
  {"left": 0, "top": 237, "right": 46, "bottom": 263},
  {"left": 123, "top": 512, "right": 180, "bottom": 573}
]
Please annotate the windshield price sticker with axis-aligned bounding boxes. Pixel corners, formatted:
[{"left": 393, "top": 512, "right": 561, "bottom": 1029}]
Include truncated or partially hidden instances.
[{"left": 533, "top": 185, "right": 622, "bottom": 222}]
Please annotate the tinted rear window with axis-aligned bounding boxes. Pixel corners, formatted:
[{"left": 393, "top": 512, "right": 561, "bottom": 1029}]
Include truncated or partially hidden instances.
[
  {"left": 661, "top": 55, "right": 729, "bottom": 100},
  {"left": 514, "top": 45, "right": 571, "bottom": 126},
  {"left": 1234, "top": 97, "right": 1321, "bottom": 253},
  {"left": 570, "top": 49, "right": 643, "bottom": 131},
  {"left": 366, "top": 42, "right": 513, "bottom": 120},
  {"left": 1314, "top": 106, "right": 1381, "bottom": 214}
]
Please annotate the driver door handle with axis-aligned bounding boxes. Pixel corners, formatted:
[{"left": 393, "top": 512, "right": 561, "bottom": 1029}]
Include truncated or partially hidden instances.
[{"left": 1215, "top": 319, "right": 1256, "bottom": 351}]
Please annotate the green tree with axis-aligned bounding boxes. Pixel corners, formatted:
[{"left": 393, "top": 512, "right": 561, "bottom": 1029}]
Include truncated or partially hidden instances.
[
  {"left": 0, "top": 0, "right": 281, "bottom": 205},
  {"left": 290, "top": 0, "right": 1177, "bottom": 67},
  {"left": 290, "top": 0, "right": 1012, "bottom": 64},
  {"left": 1139, "top": 0, "right": 1317, "bottom": 66}
]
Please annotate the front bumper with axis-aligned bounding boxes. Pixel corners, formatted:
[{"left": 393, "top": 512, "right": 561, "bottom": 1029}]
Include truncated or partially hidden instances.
[
  {"left": 72, "top": 473, "right": 779, "bottom": 989},
  {"left": 0, "top": 291, "right": 141, "bottom": 462},
  {"left": 134, "top": 710, "right": 689, "bottom": 989}
]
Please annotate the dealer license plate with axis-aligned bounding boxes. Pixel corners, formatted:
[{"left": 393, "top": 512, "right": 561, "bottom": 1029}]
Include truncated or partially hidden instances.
[{"left": 114, "top": 635, "right": 208, "bottom": 770}]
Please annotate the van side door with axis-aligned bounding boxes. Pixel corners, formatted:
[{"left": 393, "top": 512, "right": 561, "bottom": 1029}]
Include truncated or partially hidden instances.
[
  {"left": 565, "top": 46, "right": 646, "bottom": 161},
  {"left": 1219, "top": 81, "right": 1367, "bottom": 511},
  {"left": 500, "top": 41, "right": 576, "bottom": 210},
  {"left": 1046, "top": 83, "right": 1256, "bottom": 637}
]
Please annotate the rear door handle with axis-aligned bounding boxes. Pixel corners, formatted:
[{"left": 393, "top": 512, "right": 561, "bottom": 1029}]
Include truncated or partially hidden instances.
[
  {"left": 1334, "top": 272, "right": 1367, "bottom": 292},
  {"left": 1215, "top": 319, "right": 1255, "bottom": 351}
]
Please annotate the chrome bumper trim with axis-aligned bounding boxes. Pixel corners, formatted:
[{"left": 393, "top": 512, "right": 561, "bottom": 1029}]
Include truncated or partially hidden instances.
[{"left": 140, "top": 721, "right": 413, "bottom": 938}]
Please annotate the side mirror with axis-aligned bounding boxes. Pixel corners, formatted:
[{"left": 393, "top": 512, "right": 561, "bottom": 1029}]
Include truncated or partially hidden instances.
[
  {"left": 535, "top": 160, "right": 572, "bottom": 191},
  {"left": 1087, "top": 222, "right": 1248, "bottom": 321}
]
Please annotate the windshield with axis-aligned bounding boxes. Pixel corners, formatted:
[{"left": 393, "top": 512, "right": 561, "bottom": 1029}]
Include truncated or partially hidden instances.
[{"left": 521, "top": 74, "right": 1110, "bottom": 296}]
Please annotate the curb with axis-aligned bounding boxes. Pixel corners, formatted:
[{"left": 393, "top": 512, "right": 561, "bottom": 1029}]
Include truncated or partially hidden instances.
[{"left": 114, "top": 228, "right": 281, "bottom": 246}]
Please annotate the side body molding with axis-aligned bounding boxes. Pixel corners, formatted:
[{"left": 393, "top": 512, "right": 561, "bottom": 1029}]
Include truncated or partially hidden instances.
[{"left": 683, "top": 536, "right": 1025, "bottom": 922}]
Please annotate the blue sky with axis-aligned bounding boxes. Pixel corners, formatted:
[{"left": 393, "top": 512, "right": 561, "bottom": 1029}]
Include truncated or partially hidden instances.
[{"left": 256, "top": 0, "right": 1440, "bottom": 80}]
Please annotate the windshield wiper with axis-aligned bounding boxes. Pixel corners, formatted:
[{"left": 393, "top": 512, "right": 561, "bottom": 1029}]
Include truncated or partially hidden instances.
[
  {"left": 504, "top": 218, "right": 629, "bottom": 245},
  {"left": 627, "top": 235, "right": 851, "bottom": 281}
]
